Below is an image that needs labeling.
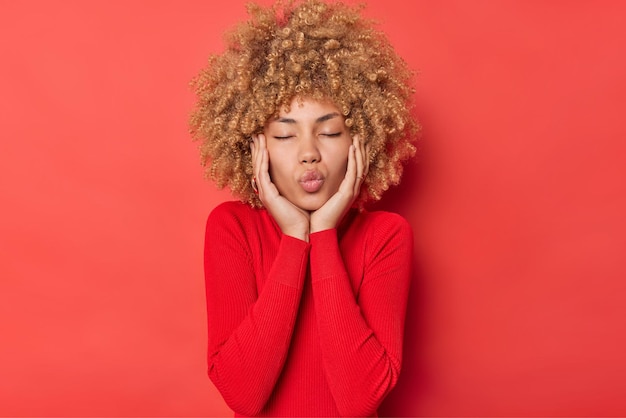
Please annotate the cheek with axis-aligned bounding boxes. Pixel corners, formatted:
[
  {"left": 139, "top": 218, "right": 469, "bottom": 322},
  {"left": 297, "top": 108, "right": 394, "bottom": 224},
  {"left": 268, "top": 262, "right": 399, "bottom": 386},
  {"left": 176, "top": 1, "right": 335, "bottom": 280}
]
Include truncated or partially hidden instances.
[
  {"left": 325, "top": 152, "right": 349, "bottom": 181},
  {"left": 266, "top": 158, "right": 279, "bottom": 180},
  {"left": 332, "top": 143, "right": 351, "bottom": 170},
  {"left": 265, "top": 146, "right": 278, "bottom": 172},
  {"left": 266, "top": 149, "right": 290, "bottom": 182}
]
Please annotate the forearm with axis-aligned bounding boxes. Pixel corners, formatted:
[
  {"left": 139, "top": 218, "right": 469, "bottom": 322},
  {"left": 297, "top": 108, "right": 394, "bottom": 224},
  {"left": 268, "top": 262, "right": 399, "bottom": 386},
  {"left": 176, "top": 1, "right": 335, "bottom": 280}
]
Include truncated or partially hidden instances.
[
  {"left": 310, "top": 226, "right": 411, "bottom": 417},
  {"left": 208, "top": 279, "right": 303, "bottom": 415},
  {"left": 206, "top": 234, "right": 310, "bottom": 415},
  {"left": 312, "top": 272, "right": 403, "bottom": 416}
]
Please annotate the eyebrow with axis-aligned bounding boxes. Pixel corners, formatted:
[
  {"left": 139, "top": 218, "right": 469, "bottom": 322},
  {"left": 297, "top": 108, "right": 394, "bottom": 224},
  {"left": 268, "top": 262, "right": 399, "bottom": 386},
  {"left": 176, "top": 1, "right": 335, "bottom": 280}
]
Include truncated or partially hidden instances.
[{"left": 275, "top": 112, "right": 341, "bottom": 124}]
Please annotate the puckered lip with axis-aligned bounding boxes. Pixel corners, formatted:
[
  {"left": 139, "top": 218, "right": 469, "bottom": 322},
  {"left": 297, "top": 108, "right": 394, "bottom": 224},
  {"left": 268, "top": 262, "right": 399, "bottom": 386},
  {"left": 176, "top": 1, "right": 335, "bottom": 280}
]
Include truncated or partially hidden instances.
[
  {"left": 298, "top": 169, "right": 325, "bottom": 193},
  {"left": 299, "top": 170, "right": 325, "bottom": 183}
]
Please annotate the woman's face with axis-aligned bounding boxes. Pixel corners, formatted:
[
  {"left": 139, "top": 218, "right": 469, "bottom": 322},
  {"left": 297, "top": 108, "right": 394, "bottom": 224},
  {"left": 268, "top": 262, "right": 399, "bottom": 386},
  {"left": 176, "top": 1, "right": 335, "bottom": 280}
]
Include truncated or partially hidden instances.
[{"left": 264, "top": 97, "right": 352, "bottom": 212}]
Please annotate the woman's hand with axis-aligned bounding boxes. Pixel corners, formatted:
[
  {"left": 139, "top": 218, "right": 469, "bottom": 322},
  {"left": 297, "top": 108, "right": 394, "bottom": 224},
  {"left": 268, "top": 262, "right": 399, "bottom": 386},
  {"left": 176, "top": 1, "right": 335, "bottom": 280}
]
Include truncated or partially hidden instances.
[
  {"left": 310, "top": 135, "right": 369, "bottom": 233},
  {"left": 251, "top": 134, "right": 311, "bottom": 241}
]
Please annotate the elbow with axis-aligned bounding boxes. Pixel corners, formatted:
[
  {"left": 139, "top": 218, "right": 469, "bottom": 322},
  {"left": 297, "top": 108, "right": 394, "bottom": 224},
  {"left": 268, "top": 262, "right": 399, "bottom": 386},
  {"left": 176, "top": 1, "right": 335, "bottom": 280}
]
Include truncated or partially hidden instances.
[
  {"left": 335, "top": 359, "right": 402, "bottom": 417},
  {"left": 208, "top": 367, "right": 268, "bottom": 416},
  {"left": 336, "top": 396, "right": 382, "bottom": 418},
  {"left": 224, "top": 398, "right": 265, "bottom": 417}
]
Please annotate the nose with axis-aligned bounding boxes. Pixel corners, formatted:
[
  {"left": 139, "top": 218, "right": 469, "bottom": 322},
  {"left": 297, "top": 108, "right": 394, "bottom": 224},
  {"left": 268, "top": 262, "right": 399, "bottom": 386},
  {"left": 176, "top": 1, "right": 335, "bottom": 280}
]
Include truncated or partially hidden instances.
[{"left": 299, "top": 135, "right": 321, "bottom": 164}]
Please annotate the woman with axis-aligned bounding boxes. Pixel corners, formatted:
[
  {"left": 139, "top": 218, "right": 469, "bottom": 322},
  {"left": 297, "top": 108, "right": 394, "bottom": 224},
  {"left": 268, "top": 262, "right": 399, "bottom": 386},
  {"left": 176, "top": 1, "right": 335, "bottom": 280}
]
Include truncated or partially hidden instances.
[{"left": 190, "top": 1, "right": 418, "bottom": 416}]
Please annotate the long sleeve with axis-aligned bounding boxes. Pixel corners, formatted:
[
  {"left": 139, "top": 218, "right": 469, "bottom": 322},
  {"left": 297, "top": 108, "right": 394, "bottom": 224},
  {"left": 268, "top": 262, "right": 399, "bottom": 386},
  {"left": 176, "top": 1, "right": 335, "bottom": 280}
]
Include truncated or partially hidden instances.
[
  {"left": 309, "top": 213, "right": 413, "bottom": 417},
  {"left": 204, "top": 203, "right": 309, "bottom": 416}
]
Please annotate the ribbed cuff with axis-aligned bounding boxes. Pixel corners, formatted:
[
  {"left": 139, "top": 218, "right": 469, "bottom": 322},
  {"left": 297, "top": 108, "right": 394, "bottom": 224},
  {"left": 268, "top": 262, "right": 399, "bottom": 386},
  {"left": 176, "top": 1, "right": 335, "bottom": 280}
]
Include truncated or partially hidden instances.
[
  {"left": 309, "top": 229, "right": 344, "bottom": 283},
  {"left": 268, "top": 235, "right": 310, "bottom": 289}
]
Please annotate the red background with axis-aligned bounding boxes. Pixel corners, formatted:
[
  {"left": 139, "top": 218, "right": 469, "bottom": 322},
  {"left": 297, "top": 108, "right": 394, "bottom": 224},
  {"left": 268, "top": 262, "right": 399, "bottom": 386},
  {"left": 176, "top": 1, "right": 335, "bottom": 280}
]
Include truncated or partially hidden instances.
[{"left": 1, "top": 0, "right": 625, "bottom": 416}]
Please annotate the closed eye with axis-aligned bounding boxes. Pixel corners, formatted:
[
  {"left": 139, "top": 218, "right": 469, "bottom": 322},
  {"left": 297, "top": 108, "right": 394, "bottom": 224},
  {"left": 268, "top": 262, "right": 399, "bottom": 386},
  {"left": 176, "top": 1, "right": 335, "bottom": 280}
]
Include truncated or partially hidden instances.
[
  {"left": 321, "top": 132, "right": 342, "bottom": 137},
  {"left": 274, "top": 135, "right": 294, "bottom": 140}
]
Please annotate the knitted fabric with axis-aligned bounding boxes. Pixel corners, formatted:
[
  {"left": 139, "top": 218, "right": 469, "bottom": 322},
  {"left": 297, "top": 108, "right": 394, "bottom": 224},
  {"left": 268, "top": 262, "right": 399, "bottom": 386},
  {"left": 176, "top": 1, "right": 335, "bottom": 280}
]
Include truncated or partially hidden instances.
[{"left": 204, "top": 201, "right": 412, "bottom": 417}]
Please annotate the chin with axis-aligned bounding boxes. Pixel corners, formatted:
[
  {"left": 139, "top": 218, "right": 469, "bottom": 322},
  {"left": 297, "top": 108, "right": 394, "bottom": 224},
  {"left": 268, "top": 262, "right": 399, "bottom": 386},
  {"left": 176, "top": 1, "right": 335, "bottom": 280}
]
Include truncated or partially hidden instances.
[
  {"left": 294, "top": 202, "right": 324, "bottom": 212},
  {"left": 292, "top": 195, "right": 329, "bottom": 212}
]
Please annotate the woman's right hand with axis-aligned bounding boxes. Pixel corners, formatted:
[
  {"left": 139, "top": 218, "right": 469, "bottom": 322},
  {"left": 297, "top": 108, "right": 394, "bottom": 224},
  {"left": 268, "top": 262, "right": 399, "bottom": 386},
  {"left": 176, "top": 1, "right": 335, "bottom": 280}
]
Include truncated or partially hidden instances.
[{"left": 251, "top": 134, "right": 311, "bottom": 242}]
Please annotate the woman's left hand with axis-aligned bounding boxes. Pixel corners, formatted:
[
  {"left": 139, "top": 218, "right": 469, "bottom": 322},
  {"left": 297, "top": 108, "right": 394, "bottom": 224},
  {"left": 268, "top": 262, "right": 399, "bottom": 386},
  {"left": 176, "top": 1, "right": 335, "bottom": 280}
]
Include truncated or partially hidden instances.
[{"left": 310, "top": 135, "right": 369, "bottom": 233}]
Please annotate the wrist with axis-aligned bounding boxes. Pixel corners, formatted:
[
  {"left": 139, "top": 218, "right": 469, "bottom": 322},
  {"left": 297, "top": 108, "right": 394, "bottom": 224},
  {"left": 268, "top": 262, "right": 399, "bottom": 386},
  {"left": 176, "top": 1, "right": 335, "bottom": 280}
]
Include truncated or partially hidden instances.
[
  {"left": 282, "top": 225, "right": 310, "bottom": 242},
  {"left": 310, "top": 222, "right": 334, "bottom": 234}
]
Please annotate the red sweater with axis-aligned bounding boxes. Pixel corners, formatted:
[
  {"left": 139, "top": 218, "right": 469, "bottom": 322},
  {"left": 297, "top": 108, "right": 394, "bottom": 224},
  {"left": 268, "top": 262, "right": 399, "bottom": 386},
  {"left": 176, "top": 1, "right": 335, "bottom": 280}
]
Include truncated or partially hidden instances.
[{"left": 204, "top": 201, "right": 413, "bottom": 417}]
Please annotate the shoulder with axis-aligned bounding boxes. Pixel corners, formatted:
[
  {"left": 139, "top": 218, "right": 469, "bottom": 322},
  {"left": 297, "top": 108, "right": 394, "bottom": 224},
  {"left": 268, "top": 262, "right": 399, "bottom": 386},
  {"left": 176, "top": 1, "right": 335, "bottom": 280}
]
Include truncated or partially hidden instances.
[
  {"left": 206, "top": 200, "right": 262, "bottom": 233},
  {"left": 358, "top": 211, "right": 413, "bottom": 255},
  {"left": 355, "top": 210, "right": 412, "bottom": 238},
  {"left": 343, "top": 210, "right": 412, "bottom": 255},
  {"left": 208, "top": 200, "right": 253, "bottom": 222}
]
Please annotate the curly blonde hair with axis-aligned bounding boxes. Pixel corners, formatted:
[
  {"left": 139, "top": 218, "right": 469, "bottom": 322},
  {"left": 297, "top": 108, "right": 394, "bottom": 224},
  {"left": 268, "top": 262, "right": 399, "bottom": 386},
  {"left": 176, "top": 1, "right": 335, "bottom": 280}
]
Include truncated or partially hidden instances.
[{"left": 190, "top": 0, "right": 418, "bottom": 207}]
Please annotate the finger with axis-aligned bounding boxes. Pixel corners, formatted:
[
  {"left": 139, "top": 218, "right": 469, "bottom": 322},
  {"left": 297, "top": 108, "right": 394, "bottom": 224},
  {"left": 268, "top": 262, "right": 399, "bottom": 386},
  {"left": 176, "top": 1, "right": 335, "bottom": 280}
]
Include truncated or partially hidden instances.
[
  {"left": 364, "top": 143, "right": 371, "bottom": 177},
  {"left": 250, "top": 135, "right": 257, "bottom": 171},
  {"left": 257, "top": 135, "right": 273, "bottom": 196},
  {"left": 342, "top": 143, "right": 357, "bottom": 195},
  {"left": 249, "top": 136, "right": 259, "bottom": 194},
  {"left": 353, "top": 136, "right": 365, "bottom": 195},
  {"left": 359, "top": 135, "right": 369, "bottom": 176},
  {"left": 251, "top": 135, "right": 256, "bottom": 167},
  {"left": 254, "top": 134, "right": 264, "bottom": 180},
  {"left": 354, "top": 135, "right": 362, "bottom": 171},
  {"left": 254, "top": 135, "right": 268, "bottom": 198}
]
